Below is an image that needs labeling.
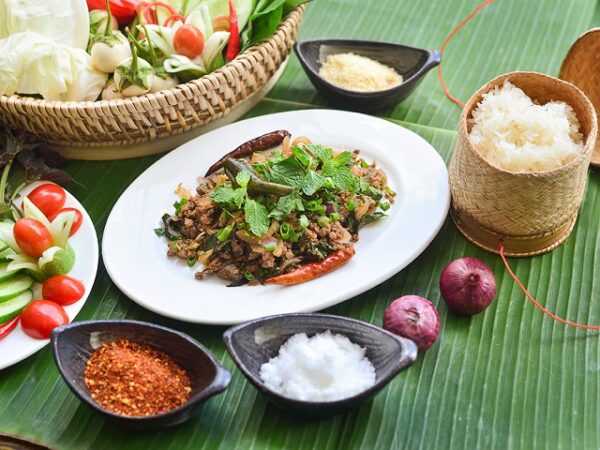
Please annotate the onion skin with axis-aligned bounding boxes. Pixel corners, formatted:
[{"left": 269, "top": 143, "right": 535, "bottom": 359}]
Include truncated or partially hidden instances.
[
  {"left": 383, "top": 295, "right": 441, "bottom": 351},
  {"left": 439, "top": 257, "right": 496, "bottom": 316}
]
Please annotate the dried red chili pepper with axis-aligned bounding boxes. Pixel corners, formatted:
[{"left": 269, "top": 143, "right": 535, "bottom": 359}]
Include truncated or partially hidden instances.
[
  {"left": 0, "top": 316, "right": 19, "bottom": 340},
  {"left": 265, "top": 247, "right": 356, "bottom": 286},
  {"left": 205, "top": 130, "right": 291, "bottom": 176}
]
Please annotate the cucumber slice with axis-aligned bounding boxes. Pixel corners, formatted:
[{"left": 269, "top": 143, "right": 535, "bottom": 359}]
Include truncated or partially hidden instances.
[
  {"left": 0, "top": 274, "right": 34, "bottom": 303},
  {"left": 0, "top": 262, "right": 19, "bottom": 283},
  {"left": 0, "top": 247, "right": 16, "bottom": 262},
  {"left": 0, "top": 242, "right": 8, "bottom": 253},
  {"left": 0, "top": 290, "right": 33, "bottom": 324}
]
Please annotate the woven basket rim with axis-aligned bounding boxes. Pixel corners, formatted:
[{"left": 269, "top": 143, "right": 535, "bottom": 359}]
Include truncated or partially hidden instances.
[
  {"left": 460, "top": 70, "right": 597, "bottom": 178},
  {"left": 0, "top": 5, "right": 305, "bottom": 111}
]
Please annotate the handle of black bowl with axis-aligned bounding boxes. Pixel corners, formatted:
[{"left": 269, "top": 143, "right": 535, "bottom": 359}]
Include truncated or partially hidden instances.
[
  {"left": 202, "top": 365, "right": 232, "bottom": 398},
  {"left": 395, "top": 335, "right": 419, "bottom": 370},
  {"left": 421, "top": 50, "right": 442, "bottom": 75}
]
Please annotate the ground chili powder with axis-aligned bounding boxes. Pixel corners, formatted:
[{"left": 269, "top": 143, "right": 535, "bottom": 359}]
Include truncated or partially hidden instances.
[{"left": 84, "top": 339, "right": 192, "bottom": 416}]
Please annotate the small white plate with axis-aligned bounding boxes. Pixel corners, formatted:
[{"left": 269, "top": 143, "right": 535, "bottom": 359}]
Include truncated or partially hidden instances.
[
  {"left": 0, "top": 182, "right": 99, "bottom": 370},
  {"left": 102, "top": 110, "right": 449, "bottom": 325}
]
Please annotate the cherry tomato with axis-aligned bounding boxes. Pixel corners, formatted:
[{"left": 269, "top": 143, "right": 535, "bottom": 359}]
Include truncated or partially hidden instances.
[
  {"left": 47, "top": 208, "right": 83, "bottom": 236},
  {"left": 20, "top": 300, "right": 69, "bottom": 340},
  {"left": 174, "top": 24, "right": 205, "bottom": 59},
  {"left": 27, "top": 184, "right": 66, "bottom": 217},
  {"left": 13, "top": 218, "right": 53, "bottom": 257},
  {"left": 42, "top": 276, "right": 85, "bottom": 306}
]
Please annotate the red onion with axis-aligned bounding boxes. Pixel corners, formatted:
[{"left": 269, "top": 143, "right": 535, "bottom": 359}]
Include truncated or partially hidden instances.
[
  {"left": 383, "top": 295, "right": 441, "bottom": 351},
  {"left": 439, "top": 257, "right": 496, "bottom": 316}
]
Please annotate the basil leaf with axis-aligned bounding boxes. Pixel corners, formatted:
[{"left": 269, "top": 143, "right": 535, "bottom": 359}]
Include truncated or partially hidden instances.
[{"left": 245, "top": 199, "right": 270, "bottom": 236}]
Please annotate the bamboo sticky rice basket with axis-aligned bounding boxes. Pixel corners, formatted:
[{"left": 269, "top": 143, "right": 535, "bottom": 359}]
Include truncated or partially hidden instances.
[
  {"left": 0, "top": 6, "right": 305, "bottom": 160},
  {"left": 449, "top": 71, "right": 597, "bottom": 257}
]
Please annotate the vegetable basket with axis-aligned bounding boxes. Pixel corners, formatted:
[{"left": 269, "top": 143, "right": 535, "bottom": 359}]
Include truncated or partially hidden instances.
[
  {"left": 0, "top": 6, "right": 305, "bottom": 161},
  {"left": 449, "top": 71, "right": 597, "bottom": 257}
]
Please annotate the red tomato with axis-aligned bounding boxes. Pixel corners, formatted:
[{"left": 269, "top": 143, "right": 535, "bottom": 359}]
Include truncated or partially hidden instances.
[
  {"left": 27, "top": 184, "right": 66, "bottom": 217},
  {"left": 42, "top": 276, "right": 85, "bottom": 306},
  {"left": 20, "top": 300, "right": 69, "bottom": 340},
  {"left": 47, "top": 208, "right": 83, "bottom": 236},
  {"left": 13, "top": 219, "right": 53, "bottom": 257},
  {"left": 174, "top": 24, "right": 205, "bottom": 59}
]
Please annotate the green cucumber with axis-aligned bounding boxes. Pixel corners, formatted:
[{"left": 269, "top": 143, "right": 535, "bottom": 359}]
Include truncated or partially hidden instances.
[
  {"left": 0, "top": 242, "right": 8, "bottom": 253},
  {"left": 0, "top": 274, "right": 34, "bottom": 303},
  {"left": 0, "top": 247, "right": 16, "bottom": 262},
  {"left": 0, "top": 290, "right": 33, "bottom": 324},
  {"left": 0, "top": 262, "right": 19, "bottom": 283}
]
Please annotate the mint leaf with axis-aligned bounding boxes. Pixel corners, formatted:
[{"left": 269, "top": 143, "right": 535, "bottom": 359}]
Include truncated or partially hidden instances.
[
  {"left": 292, "top": 145, "right": 313, "bottom": 167},
  {"left": 305, "top": 144, "right": 332, "bottom": 163},
  {"left": 269, "top": 157, "right": 305, "bottom": 188},
  {"left": 211, "top": 185, "right": 246, "bottom": 209},
  {"left": 332, "top": 167, "right": 357, "bottom": 190},
  {"left": 236, "top": 170, "right": 251, "bottom": 188},
  {"left": 245, "top": 199, "right": 270, "bottom": 236},
  {"left": 269, "top": 194, "right": 304, "bottom": 220},
  {"left": 333, "top": 151, "right": 353, "bottom": 167},
  {"left": 322, "top": 161, "right": 357, "bottom": 191},
  {"left": 301, "top": 170, "right": 325, "bottom": 195}
]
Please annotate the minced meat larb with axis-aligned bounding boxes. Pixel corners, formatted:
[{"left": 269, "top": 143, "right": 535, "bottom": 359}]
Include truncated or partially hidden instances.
[{"left": 156, "top": 132, "right": 395, "bottom": 286}]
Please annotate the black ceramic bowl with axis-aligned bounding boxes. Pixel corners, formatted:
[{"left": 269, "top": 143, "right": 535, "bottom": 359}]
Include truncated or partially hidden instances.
[
  {"left": 223, "top": 313, "right": 417, "bottom": 416},
  {"left": 294, "top": 39, "right": 441, "bottom": 112},
  {"left": 51, "top": 320, "right": 231, "bottom": 429}
]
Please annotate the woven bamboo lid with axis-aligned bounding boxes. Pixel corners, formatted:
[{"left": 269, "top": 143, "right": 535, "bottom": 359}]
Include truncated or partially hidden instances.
[{"left": 560, "top": 28, "right": 600, "bottom": 168}]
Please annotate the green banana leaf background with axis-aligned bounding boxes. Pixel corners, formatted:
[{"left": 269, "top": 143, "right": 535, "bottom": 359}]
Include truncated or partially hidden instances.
[{"left": 2, "top": 0, "right": 600, "bottom": 448}]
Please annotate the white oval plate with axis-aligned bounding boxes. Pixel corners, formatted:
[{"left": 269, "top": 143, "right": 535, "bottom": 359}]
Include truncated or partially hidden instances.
[
  {"left": 0, "top": 182, "right": 99, "bottom": 370},
  {"left": 102, "top": 110, "right": 449, "bottom": 325}
]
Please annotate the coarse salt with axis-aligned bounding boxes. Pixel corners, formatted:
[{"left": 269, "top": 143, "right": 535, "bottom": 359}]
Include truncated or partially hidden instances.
[{"left": 259, "top": 331, "right": 376, "bottom": 402}]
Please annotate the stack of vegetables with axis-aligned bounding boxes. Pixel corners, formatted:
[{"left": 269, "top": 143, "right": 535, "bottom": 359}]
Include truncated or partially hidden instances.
[
  {"left": 0, "top": 130, "right": 86, "bottom": 341},
  {"left": 0, "top": 0, "right": 305, "bottom": 101}
]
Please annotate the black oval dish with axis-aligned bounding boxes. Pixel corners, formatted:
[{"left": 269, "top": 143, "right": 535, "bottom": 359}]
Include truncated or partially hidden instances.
[
  {"left": 294, "top": 39, "right": 441, "bottom": 112},
  {"left": 223, "top": 313, "right": 417, "bottom": 416},
  {"left": 51, "top": 320, "right": 231, "bottom": 429}
]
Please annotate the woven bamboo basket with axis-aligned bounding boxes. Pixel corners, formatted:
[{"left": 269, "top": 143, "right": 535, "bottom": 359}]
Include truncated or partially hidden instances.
[
  {"left": 0, "top": 6, "right": 305, "bottom": 160},
  {"left": 449, "top": 71, "right": 597, "bottom": 257},
  {"left": 559, "top": 28, "right": 600, "bottom": 168}
]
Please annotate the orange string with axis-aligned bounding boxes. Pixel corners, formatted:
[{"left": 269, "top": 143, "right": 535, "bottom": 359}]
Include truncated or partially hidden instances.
[
  {"left": 438, "top": 0, "right": 498, "bottom": 108},
  {"left": 498, "top": 241, "right": 600, "bottom": 330}
]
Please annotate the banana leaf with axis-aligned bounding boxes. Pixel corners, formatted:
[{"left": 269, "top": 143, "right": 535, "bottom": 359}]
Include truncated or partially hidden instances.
[{"left": 1, "top": 1, "right": 600, "bottom": 449}]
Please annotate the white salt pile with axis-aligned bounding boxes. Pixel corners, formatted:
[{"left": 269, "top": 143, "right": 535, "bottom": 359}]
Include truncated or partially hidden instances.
[
  {"left": 468, "top": 81, "right": 584, "bottom": 172},
  {"left": 259, "top": 331, "right": 376, "bottom": 402}
]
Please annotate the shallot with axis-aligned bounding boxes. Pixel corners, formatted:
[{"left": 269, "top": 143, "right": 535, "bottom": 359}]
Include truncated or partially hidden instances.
[
  {"left": 383, "top": 295, "right": 441, "bottom": 351},
  {"left": 439, "top": 257, "right": 496, "bottom": 316}
]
